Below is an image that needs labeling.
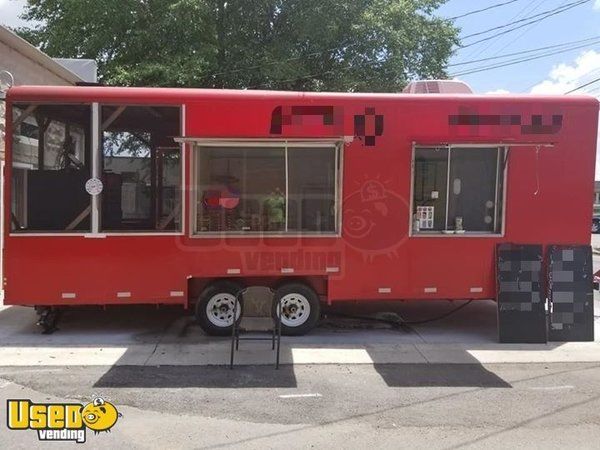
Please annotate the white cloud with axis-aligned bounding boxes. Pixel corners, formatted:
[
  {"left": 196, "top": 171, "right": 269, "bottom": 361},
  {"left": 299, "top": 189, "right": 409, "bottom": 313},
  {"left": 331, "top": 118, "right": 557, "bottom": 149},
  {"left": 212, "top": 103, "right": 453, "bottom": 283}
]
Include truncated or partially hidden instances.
[
  {"left": 530, "top": 50, "right": 600, "bottom": 94},
  {"left": 530, "top": 50, "right": 600, "bottom": 180},
  {"left": 595, "top": 0, "right": 600, "bottom": 10},
  {"left": 485, "top": 89, "right": 510, "bottom": 94}
]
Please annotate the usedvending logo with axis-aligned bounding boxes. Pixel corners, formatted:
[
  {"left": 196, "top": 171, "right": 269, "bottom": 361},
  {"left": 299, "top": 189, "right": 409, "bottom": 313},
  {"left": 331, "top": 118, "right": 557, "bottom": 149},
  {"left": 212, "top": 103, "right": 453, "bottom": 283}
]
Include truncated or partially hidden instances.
[{"left": 6, "top": 397, "right": 122, "bottom": 443}]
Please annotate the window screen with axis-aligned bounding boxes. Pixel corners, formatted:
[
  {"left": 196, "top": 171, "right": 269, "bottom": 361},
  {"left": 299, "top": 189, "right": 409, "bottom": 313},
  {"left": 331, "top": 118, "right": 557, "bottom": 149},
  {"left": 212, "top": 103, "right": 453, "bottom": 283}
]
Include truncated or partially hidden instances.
[
  {"left": 412, "top": 146, "right": 504, "bottom": 234},
  {"left": 11, "top": 104, "right": 91, "bottom": 232}
]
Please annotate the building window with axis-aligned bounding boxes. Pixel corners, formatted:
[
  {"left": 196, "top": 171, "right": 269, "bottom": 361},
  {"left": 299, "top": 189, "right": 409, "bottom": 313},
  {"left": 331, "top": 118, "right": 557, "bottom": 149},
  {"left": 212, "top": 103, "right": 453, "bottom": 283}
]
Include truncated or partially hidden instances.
[
  {"left": 194, "top": 143, "right": 339, "bottom": 234},
  {"left": 101, "top": 105, "right": 181, "bottom": 232},
  {"left": 412, "top": 145, "right": 504, "bottom": 235},
  {"left": 11, "top": 104, "right": 91, "bottom": 232}
]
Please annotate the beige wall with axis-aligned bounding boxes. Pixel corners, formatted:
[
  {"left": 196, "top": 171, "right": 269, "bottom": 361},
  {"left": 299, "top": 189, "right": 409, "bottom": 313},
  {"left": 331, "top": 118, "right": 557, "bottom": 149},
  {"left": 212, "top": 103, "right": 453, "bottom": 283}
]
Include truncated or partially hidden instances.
[
  {"left": 0, "top": 40, "right": 74, "bottom": 86},
  {"left": 0, "top": 39, "right": 75, "bottom": 160}
]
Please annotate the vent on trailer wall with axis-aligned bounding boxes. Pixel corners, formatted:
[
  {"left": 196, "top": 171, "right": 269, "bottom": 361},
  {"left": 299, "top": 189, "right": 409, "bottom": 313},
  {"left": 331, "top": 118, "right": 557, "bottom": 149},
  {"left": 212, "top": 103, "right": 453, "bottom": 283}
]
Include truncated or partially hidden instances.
[{"left": 402, "top": 79, "right": 473, "bottom": 94}]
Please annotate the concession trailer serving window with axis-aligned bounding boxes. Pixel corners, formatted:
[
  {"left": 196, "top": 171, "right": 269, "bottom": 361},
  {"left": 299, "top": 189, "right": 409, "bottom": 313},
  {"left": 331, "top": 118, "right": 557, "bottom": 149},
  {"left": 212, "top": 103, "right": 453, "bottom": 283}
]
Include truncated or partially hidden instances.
[
  {"left": 192, "top": 141, "right": 341, "bottom": 235},
  {"left": 10, "top": 103, "right": 183, "bottom": 234},
  {"left": 411, "top": 145, "right": 506, "bottom": 236}
]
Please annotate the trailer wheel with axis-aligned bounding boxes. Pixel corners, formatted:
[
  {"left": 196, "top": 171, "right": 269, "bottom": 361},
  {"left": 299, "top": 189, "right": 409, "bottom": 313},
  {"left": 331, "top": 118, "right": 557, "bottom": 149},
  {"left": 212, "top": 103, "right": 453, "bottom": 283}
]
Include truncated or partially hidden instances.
[
  {"left": 196, "top": 280, "right": 244, "bottom": 336},
  {"left": 273, "top": 283, "right": 320, "bottom": 336}
]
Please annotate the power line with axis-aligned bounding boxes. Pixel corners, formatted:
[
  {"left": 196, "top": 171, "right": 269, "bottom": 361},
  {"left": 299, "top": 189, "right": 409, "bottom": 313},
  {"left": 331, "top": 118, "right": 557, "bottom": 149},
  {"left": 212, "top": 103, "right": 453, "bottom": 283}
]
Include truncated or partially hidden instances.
[
  {"left": 200, "top": 1, "right": 533, "bottom": 83},
  {"left": 522, "top": 60, "right": 600, "bottom": 93},
  {"left": 248, "top": 69, "right": 336, "bottom": 89},
  {"left": 211, "top": 0, "right": 594, "bottom": 89},
  {"left": 448, "top": 0, "right": 521, "bottom": 20},
  {"left": 462, "top": 0, "right": 591, "bottom": 40},
  {"left": 461, "top": 0, "right": 544, "bottom": 60},
  {"left": 488, "top": 0, "right": 549, "bottom": 56},
  {"left": 191, "top": 2, "right": 539, "bottom": 86},
  {"left": 451, "top": 41, "right": 600, "bottom": 77},
  {"left": 565, "top": 76, "right": 600, "bottom": 93},
  {"left": 449, "top": 35, "right": 600, "bottom": 67},
  {"left": 460, "top": 0, "right": 592, "bottom": 49},
  {"left": 201, "top": 41, "right": 356, "bottom": 80},
  {"left": 249, "top": 36, "right": 600, "bottom": 90}
]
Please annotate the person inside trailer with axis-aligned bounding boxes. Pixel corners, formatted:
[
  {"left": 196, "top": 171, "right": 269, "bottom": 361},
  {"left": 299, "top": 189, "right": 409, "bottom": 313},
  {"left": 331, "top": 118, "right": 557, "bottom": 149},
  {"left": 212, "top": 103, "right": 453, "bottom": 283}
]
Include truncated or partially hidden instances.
[{"left": 263, "top": 187, "right": 285, "bottom": 231}]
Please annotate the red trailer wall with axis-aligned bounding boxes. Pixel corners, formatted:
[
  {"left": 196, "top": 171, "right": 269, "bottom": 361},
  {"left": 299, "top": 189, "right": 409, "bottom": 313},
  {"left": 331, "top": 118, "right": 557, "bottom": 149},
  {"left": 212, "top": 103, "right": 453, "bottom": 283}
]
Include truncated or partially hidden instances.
[{"left": 3, "top": 87, "right": 598, "bottom": 306}]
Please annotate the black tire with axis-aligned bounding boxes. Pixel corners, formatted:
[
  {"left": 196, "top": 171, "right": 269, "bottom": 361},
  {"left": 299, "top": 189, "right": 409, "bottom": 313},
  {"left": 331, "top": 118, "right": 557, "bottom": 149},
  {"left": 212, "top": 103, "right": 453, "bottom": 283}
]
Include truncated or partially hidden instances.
[
  {"left": 195, "top": 280, "right": 244, "bottom": 336},
  {"left": 273, "top": 283, "right": 321, "bottom": 336},
  {"left": 593, "top": 221, "right": 600, "bottom": 234}
]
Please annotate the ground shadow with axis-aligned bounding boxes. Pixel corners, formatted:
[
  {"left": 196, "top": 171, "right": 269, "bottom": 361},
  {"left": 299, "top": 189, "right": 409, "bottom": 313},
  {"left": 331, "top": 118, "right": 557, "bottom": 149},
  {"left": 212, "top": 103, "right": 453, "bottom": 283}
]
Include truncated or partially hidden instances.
[
  {"left": 94, "top": 365, "right": 297, "bottom": 388},
  {"left": 374, "top": 363, "right": 511, "bottom": 388},
  {"left": 2, "top": 299, "right": 594, "bottom": 389}
]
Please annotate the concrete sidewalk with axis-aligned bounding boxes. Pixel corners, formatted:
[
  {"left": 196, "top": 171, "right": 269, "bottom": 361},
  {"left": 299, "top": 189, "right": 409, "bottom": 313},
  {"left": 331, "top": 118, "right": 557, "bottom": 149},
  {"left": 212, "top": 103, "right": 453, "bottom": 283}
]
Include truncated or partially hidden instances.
[
  {"left": 0, "top": 298, "right": 599, "bottom": 366},
  {"left": 1, "top": 341, "right": 600, "bottom": 366}
]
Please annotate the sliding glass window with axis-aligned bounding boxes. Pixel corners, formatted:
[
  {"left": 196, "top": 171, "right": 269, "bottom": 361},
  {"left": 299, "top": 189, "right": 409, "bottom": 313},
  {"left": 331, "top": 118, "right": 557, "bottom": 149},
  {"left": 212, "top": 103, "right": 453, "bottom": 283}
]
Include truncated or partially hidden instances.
[
  {"left": 412, "top": 145, "right": 505, "bottom": 235},
  {"left": 194, "top": 143, "right": 339, "bottom": 235},
  {"left": 287, "top": 147, "right": 337, "bottom": 233}
]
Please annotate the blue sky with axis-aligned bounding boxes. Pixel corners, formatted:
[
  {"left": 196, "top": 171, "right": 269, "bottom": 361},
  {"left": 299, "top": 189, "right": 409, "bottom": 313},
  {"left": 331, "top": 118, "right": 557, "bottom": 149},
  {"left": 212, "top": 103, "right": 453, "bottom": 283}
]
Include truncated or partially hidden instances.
[
  {"left": 437, "top": 0, "right": 600, "bottom": 95},
  {"left": 437, "top": 0, "right": 600, "bottom": 177}
]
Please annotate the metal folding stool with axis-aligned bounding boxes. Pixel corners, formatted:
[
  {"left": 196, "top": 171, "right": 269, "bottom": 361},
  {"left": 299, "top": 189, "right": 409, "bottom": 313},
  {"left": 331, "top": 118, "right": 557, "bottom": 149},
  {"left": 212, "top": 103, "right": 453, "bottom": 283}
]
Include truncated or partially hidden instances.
[{"left": 230, "top": 287, "right": 283, "bottom": 369}]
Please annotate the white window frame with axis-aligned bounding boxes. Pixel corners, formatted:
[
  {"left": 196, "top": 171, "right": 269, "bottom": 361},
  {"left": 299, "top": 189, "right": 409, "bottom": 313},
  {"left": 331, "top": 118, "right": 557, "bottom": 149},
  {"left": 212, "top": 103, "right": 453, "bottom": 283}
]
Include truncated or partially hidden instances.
[
  {"left": 188, "top": 138, "right": 343, "bottom": 238},
  {"left": 409, "top": 143, "right": 508, "bottom": 238}
]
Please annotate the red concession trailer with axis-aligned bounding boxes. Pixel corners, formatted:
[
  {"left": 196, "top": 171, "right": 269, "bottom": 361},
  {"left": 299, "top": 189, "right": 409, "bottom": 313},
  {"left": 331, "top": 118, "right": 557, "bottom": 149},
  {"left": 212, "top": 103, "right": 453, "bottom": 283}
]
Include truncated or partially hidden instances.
[{"left": 3, "top": 84, "right": 599, "bottom": 338}]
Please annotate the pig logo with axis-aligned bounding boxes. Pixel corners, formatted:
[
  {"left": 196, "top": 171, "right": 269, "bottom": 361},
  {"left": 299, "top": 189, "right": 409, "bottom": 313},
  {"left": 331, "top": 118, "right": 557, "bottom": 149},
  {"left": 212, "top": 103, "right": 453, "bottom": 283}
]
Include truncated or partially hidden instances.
[
  {"left": 80, "top": 397, "right": 121, "bottom": 434},
  {"left": 343, "top": 179, "right": 409, "bottom": 259}
]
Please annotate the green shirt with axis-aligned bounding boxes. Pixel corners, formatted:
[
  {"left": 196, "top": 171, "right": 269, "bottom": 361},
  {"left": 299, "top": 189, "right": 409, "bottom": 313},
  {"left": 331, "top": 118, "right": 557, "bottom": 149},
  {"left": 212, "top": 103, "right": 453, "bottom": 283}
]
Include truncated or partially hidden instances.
[{"left": 264, "top": 194, "right": 285, "bottom": 224}]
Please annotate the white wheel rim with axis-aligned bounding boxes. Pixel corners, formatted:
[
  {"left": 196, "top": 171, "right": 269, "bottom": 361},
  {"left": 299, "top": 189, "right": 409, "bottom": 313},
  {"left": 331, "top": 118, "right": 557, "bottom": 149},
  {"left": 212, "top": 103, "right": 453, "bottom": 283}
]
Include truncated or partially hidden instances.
[
  {"left": 206, "top": 293, "right": 240, "bottom": 327},
  {"left": 278, "top": 293, "right": 311, "bottom": 327}
]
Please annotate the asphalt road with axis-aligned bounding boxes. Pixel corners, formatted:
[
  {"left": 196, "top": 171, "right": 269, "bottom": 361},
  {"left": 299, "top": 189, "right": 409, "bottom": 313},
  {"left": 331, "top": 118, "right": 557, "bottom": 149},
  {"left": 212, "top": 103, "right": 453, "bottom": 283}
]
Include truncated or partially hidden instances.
[{"left": 1, "top": 363, "right": 600, "bottom": 449}]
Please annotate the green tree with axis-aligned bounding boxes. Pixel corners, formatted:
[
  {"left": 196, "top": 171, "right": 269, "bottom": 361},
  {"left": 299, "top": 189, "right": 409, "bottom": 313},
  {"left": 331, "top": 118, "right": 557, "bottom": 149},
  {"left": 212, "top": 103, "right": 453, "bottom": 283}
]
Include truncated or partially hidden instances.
[{"left": 18, "top": 0, "right": 458, "bottom": 91}]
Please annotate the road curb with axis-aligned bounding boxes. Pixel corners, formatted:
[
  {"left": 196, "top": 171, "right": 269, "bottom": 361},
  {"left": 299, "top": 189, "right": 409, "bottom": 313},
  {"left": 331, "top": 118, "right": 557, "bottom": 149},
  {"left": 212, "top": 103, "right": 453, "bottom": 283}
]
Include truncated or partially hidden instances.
[{"left": 1, "top": 342, "right": 599, "bottom": 366}]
